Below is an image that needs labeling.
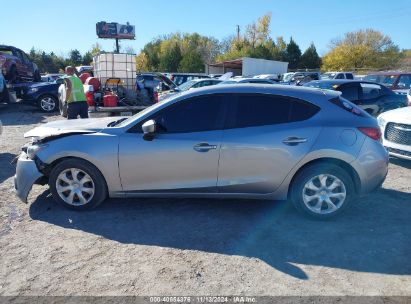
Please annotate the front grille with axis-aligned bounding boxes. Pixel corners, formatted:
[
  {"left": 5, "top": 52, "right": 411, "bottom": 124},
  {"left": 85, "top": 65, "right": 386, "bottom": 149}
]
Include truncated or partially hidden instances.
[
  {"left": 385, "top": 123, "right": 411, "bottom": 145},
  {"left": 386, "top": 147, "right": 411, "bottom": 158}
]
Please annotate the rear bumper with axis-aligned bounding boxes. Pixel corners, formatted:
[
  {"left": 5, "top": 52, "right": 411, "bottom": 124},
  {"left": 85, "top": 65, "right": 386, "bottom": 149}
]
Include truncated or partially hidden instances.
[
  {"left": 14, "top": 152, "right": 43, "bottom": 203},
  {"left": 352, "top": 137, "right": 389, "bottom": 195}
]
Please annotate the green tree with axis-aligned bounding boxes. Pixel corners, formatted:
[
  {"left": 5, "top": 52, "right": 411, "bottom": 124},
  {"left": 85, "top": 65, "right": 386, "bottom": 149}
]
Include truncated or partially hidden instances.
[
  {"left": 178, "top": 50, "right": 204, "bottom": 72},
  {"left": 159, "top": 42, "right": 182, "bottom": 72},
  {"left": 82, "top": 52, "right": 93, "bottom": 65},
  {"left": 299, "top": 43, "right": 321, "bottom": 69},
  {"left": 90, "top": 43, "right": 102, "bottom": 57},
  {"left": 285, "top": 37, "right": 301, "bottom": 69},
  {"left": 69, "top": 49, "right": 82, "bottom": 66},
  {"left": 322, "top": 29, "right": 402, "bottom": 71}
]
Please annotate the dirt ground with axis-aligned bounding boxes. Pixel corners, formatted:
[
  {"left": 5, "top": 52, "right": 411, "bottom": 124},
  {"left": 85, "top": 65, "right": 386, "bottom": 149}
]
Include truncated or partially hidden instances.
[{"left": 0, "top": 104, "right": 410, "bottom": 296}]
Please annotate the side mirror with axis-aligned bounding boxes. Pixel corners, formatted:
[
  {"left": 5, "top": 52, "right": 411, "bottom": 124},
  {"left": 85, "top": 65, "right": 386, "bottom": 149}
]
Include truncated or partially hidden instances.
[{"left": 142, "top": 119, "right": 156, "bottom": 141}]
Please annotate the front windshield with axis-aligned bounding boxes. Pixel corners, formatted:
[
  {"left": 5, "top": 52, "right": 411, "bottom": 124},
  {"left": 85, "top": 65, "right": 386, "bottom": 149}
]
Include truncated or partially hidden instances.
[
  {"left": 116, "top": 93, "right": 181, "bottom": 128},
  {"left": 321, "top": 73, "right": 336, "bottom": 80},
  {"left": 176, "top": 80, "right": 196, "bottom": 91}
]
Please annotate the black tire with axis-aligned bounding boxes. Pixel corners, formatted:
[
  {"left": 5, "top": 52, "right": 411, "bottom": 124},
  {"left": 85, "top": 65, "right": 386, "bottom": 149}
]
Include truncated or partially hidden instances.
[
  {"left": 49, "top": 159, "right": 108, "bottom": 210},
  {"left": 290, "top": 163, "right": 355, "bottom": 219},
  {"left": 37, "top": 94, "right": 58, "bottom": 112},
  {"left": 7, "top": 65, "right": 17, "bottom": 83}
]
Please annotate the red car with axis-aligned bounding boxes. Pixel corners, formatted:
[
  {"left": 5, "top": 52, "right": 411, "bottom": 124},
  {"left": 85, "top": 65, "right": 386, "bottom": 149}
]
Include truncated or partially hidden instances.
[
  {"left": 364, "top": 72, "right": 411, "bottom": 92},
  {"left": 0, "top": 45, "right": 40, "bottom": 82}
]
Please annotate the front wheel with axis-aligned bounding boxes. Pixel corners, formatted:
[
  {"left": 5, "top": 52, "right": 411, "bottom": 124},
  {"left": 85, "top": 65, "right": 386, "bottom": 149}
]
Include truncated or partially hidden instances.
[
  {"left": 49, "top": 159, "right": 107, "bottom": 210},
  {"left": 38, "top": 95, "right": 57, "bottom": 112},
  {"left": 290, "top": 163, "right": 355, "bottom": 219}
]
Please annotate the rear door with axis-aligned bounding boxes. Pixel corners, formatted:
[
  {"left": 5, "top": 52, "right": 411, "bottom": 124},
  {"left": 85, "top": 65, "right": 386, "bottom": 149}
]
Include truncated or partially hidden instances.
[
  {"left": 217, "top": 93, "right": 321, "bottom": 194},
  {"left": 118, "top": 94, "right": 228, "bottom": 193},
  {"left": 12, "top": 49, "right": 28, "bottom": 78}
]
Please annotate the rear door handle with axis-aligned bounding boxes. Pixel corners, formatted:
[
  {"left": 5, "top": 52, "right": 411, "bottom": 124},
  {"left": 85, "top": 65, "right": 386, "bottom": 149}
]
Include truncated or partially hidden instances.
[
  {"left": 282, "top": 137, "right": 307, "bottom": 146},
  {"left": 193, "top": 143, "right": 217, "bottom": 152}
]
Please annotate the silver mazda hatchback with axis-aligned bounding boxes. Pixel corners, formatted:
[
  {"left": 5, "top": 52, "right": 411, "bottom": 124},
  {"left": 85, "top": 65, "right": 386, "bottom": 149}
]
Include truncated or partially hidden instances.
[{"left": 15, "top": 84, "right": 388, "bottom": 218}]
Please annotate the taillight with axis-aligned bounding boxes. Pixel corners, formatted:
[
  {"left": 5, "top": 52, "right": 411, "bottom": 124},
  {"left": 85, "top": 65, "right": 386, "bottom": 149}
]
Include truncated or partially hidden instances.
[
  {"left": 358, "top": 127, "right": 381, "bottom": 140},
  {"left": 154, "top": 91, "right": 158, "bottom": 103},
  {"left": 170, "top": 75, "right": 174, "bottom": 81},
  {"left": 86, "top": 91, "right": 94, "bottom": 106}
]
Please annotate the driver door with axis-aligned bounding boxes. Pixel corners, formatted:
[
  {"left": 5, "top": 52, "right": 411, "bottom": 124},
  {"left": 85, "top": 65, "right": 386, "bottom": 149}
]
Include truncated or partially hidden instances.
[{"left": 118, "top": 94, "right": 228, "bottom": 194}]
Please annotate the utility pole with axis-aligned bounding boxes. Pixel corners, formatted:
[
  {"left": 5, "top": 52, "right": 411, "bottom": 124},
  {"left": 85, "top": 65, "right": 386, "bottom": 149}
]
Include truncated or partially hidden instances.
[{"left": 236, "top": 25, "right": 240, "bottom": 41}]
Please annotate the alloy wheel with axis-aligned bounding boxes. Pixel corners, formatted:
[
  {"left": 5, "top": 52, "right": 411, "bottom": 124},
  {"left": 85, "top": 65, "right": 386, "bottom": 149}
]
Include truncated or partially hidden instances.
[
  {"left": 302, "top": 174, "right": 347, "bottom": 214},
  {"left": 40, "top": 97, "right": 56, "bottom": 111}
]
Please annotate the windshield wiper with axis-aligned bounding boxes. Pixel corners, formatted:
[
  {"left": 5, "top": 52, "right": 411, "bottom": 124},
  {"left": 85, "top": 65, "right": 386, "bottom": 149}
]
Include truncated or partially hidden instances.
[{"left": 107, "top": 118, "right": 128, "bottom": 127}]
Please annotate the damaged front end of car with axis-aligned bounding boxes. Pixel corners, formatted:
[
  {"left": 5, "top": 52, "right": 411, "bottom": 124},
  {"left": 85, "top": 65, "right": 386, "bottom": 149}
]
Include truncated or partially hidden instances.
[{"left": 14, "top": 132, "right": 93, "bottom": 203}]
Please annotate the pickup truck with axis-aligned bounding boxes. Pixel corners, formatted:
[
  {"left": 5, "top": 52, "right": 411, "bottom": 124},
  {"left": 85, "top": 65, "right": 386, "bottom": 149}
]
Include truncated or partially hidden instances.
[{"left": 0, "top": 45, "right": 41, "bottom": 82}]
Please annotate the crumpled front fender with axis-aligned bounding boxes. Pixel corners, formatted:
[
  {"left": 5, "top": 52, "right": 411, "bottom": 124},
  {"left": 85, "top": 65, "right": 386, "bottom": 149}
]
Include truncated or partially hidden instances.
[{"left": 14, "top": 153, "right": 43, "bottom": 203}]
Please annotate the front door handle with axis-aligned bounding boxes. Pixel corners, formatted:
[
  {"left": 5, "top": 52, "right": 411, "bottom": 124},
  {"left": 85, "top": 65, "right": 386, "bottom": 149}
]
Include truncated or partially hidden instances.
[
  {"left": 282, "top": 137, "right": 307, "bottom": 146},
  {"left": 193, "top": 143, "right": 217, "bottom": 152}
]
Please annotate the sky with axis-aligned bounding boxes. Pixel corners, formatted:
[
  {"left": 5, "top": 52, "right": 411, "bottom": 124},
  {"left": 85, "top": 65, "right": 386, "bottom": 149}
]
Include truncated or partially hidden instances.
[{"left": 1, "top": 0, "right": 410, "bottom": 57}]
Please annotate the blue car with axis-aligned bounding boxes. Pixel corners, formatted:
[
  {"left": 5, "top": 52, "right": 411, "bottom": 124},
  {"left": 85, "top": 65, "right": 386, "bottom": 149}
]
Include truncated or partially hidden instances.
[
  {"left": 16, "top": 78, "right": 63, "bottom": 112},
  {"left": 304, "top": 80, "right": 407, "bottom": 116}
]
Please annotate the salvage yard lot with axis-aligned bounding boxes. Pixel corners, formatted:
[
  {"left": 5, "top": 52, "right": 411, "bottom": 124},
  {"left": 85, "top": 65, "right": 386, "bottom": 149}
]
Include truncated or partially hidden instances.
[{"left": 0, "top": 105, "right": 410, "bottom": 296}]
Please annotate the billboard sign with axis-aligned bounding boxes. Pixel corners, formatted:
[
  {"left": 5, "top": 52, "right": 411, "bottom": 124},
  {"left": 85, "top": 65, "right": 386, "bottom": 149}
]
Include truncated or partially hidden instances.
[{"left": 96, "top": 22, "right": 135, "bottom": 39}]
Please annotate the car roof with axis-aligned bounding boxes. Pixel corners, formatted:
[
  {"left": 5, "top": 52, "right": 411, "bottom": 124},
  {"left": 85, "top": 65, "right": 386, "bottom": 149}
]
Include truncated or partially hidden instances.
[
  {"left": 0, "top": 45, "right": 15, "bottom": 49},
  {"left": 175, "top": 83, "right": 338, "bottom": 101}
]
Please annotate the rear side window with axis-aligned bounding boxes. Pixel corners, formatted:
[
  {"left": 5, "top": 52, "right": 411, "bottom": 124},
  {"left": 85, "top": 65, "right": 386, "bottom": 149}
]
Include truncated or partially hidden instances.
[
  {"left": 360, "top": 83, "right": 382, "bottom": 99},
  {"left": 345, "top": 73, "right": 354, "bottom": 79},
  {"left": 337, "top": 84, "right": 359, "bottom": 100},
  {"left": 226, "top": 94, "right": 320, "bottom": 129}
]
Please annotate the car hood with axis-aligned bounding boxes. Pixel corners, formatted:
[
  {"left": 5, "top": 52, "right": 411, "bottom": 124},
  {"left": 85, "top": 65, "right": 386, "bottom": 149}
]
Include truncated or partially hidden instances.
[
  {"left": 28, "top": 82, "right": 59, "bottom": 89},
  {"left": 24, "top": 117, "right": 121, "bottom": 139},
  {"left": 379, "top": 106, "right": 411, "bottom": 124}
]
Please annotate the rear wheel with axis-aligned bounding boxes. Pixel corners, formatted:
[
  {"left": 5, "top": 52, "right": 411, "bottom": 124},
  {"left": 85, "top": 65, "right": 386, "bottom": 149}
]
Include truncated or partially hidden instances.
[
  {"left": 290, "top": 163, "right": 355, "bottom": 219},
  {"left": 49, "top": 159, "right": 107, "bottom": 210}
]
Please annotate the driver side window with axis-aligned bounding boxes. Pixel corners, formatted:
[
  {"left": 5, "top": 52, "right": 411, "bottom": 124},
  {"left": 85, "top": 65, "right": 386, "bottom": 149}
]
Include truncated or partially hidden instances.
[{"left": 132, "top": 94, "right": 227, "bottom": 134}]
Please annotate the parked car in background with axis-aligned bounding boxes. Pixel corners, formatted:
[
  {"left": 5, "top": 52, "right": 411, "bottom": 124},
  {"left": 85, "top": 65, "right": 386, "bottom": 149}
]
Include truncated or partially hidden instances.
[
  {"left": 76, "top": 66, "right": 93, "bottom": 75},
  {"left": 280, "top": 72, "right": 295, "bottom": 83},
  {"left": 0, "top": 45, "right": 40, "bottom": 82},
  {"left": 364, "top": 72, "right": 411, "bottom": 91},
  {"left": 219, "top": 77, "right": 276, "bottom": 85},
  {"left": 41, "top": 74, "right": 64, "bottom": 82},
  {"left": 16, "top": 78, "right": 63, "bottom": 112},
  {"left": 15, "top": 84, "right": 388, "bottom": 219},
  {"left": 282, "top": 72, "right": 320, "bottom": 86},
  {"left": 159, "top": 78, "right": 222, "bottom": 101},
  {"left": 253, "top": 74, "right": 281, "bottom": 82},
  {"left": 321, "top": 72, "right": 354, "bottom": 80},
  {"left": 378, "top": 106, "right": 411, "bottom": 160},
  {"left": 167, "top": 73, "right": 210, "bottom": 86},
  {"left": 304, "top": 80, "right": 407, "bottom": 116}
]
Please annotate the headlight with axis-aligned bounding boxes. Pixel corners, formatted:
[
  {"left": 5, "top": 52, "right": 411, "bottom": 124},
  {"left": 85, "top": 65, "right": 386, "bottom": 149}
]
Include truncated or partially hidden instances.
[
  {"left": 377, "top": 116, "right": 386, "bottom": 128},
  {"left": 28, "top": 87, "right": 39, "bottom": 93},
  {"left": 26, "top": 144, "right": 48, "bottom": 159}
]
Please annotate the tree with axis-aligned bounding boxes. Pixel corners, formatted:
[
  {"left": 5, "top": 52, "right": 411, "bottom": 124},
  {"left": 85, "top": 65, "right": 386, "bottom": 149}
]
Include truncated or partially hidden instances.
[
  {"left": 136, "top": 52, "right": 148, "bottom": 72},
  {"left": 82, "top": 52, "right": 93, "bottom": 65},
  {"left": 285, "top": 37, "right": 301, "bottom": 69},
  {"left": 299, "top": 43, "right": 321, "bottom": 69},
  {"left": 178, "top": 50, "right": 204, "bottom": 72},
  {"left": 159, "top": 42, "right": 182, "bottom": 72},
  {"left": 322, "top": 29, "right": 403, "bottom": 71},
  {"left": 90, "top": 43, "right": 102, "bottom": 56},
  {"left": 69, "top": 49, "right": 82, "bottom": 66}
]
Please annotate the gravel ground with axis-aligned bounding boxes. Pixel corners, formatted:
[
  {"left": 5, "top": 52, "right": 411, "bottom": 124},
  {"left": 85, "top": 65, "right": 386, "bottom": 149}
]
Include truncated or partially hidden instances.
[{"left": 0, "top": 104, "right": 410, "bottom": 296}]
